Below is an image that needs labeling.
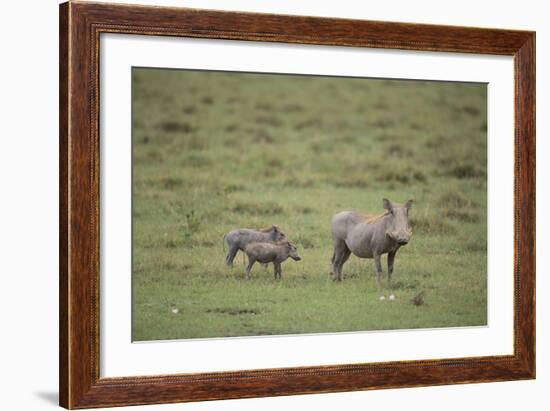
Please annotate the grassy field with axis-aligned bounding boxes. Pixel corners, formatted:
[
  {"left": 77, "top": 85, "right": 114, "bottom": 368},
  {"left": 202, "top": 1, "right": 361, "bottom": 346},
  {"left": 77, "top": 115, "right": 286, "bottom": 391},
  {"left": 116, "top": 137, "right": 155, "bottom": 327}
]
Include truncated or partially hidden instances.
[{"left": 132, "top": 68, "right": 487, "bottom": 341}]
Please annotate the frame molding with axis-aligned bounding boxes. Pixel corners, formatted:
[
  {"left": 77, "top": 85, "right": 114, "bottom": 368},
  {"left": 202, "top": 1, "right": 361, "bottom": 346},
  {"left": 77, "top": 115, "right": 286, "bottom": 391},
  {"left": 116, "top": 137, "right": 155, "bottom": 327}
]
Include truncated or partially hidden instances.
[{"left": 59, "top": 1, "right": 535, "bottom": 408}]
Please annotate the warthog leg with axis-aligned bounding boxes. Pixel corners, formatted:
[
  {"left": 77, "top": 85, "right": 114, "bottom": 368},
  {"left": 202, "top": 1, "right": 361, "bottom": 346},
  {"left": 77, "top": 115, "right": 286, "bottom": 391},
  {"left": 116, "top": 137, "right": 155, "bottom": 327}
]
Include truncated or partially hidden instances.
[
  {"left": 225, "top": 245, "right": 239, "bottom": 267},
  {"left": 387, "top": 250, "right": 397, "bottom": 288},
  {"left": 337, "top": 248, "right": 351, "bottom": 281},
  {"left": 245, "top": 257, "right": 256, "bottom": 279},
  {"left": 273, "top": 262, "right": 282, "bottom": 280},
  {"left": 331, "top": 240, "right": 350, "bottom": 281},
  {"left": 374, "top": 253, "right": 383, "bottom": 293}
]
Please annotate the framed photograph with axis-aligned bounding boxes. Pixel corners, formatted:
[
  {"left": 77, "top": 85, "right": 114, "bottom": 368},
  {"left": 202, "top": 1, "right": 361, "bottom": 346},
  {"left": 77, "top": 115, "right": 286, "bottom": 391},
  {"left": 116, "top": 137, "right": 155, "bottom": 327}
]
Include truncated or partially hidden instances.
[{"left": 59, "top": 1, "right": 535, "bottom": 408}]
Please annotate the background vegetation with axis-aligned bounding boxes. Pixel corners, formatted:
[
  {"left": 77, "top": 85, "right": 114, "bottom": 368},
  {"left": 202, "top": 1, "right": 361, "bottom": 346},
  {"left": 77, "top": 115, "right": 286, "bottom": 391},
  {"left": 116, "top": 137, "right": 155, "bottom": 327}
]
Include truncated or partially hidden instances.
[{"left": 132, "top": 68, "right": 487, "bottom": 341}]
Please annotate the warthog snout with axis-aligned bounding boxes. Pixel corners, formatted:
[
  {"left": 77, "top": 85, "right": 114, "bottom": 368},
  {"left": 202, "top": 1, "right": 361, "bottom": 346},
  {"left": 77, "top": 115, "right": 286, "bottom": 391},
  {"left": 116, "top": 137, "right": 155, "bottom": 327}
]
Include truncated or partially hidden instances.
[
  {"left": 397, "top": 236, "right": 410, "bottom": 246},
  {"left": 387, "top": 230, "right": 412, "bottom": 245},
  {"left": 287, "top": 243, "right": 301, "bottom": 261}
]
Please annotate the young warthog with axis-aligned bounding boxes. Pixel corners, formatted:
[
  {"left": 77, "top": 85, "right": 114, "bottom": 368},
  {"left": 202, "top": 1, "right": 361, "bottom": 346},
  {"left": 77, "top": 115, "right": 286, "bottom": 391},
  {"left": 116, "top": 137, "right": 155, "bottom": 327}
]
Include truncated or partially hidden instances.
[
  {"left": 224, "top": 226, "right": 286, "bottom": 267},
  {"left": 244, "top": 241, "right": 301, "bottom": 279},
  {"left": 331, "top": 198, "right": 413, "bottom": 294}
]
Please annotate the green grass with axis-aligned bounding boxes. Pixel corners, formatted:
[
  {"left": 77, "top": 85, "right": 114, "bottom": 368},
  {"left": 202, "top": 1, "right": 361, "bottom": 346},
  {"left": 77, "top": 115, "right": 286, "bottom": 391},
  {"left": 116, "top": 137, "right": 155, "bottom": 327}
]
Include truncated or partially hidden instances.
[{"left": 132, "top": 68, "right": 487, "bottom": 341}]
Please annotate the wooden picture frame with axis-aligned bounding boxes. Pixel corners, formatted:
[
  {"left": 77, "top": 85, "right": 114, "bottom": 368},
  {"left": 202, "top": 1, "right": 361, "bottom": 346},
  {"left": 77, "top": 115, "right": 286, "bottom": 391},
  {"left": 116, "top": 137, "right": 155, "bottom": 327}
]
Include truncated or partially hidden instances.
[{"left": 59, "top": 1, "right": 535, "bottom": 408}]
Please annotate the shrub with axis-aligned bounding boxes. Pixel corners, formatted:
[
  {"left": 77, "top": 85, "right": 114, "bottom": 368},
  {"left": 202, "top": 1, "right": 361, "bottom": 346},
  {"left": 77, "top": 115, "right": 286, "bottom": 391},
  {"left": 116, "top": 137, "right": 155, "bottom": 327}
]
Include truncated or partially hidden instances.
[
  {"left": 231, "top": 202, "right": 285, "bottom": 216},
  {"left": 158, "top": 121, "right": 193, "bottom": 133},
  {"left": 444, "top": 209, "right": 480, "bottom": 223},
  {"left": 439, "top": 191, "right": 469, "bottom": 208},
  {"left": 447, "top": 163, "right": 485, "bottom": 179},
  {"left": 160, "top": 177, "right": 183, "bottom": 189}
]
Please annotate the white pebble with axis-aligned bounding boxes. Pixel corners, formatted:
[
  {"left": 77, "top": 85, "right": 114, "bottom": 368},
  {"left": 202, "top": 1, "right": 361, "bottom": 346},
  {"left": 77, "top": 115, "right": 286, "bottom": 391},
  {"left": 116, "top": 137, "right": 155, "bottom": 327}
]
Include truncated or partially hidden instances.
[
  {"left": 379, "top": 296, "right": 386, "bottom": 301},
  {"left": 389, "top": 294, "right": 396, "bottom": 300},
  {"left": 171, "top": 308, "right": 179, "bottom": 314}
]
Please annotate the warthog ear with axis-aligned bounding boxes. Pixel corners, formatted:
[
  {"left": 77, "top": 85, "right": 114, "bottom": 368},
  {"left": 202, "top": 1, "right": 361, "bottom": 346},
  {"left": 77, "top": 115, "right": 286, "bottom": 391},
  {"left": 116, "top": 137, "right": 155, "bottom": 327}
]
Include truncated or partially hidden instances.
[
  {"left": 405, "top": 199, "right": 414, "bottom": 211},
  {"left": 383, "top": 198, "right": 393, "bottom": 211}
]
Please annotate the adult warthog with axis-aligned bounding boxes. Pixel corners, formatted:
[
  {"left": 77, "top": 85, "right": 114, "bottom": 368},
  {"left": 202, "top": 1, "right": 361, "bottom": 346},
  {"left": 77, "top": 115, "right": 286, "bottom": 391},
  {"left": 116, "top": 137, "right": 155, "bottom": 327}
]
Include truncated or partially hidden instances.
[
  {"left": 224, "top": 226, "right": 286, "bottom": 267},
  {"left": 330, "top": 198, "right": 413, "bottom": 294}
]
